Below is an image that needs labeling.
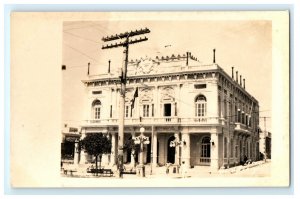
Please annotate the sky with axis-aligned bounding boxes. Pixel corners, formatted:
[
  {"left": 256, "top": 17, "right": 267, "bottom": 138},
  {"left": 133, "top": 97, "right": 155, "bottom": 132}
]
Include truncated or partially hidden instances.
[{"left": 62, "top": 19, "right": 272, "bottom": 131}]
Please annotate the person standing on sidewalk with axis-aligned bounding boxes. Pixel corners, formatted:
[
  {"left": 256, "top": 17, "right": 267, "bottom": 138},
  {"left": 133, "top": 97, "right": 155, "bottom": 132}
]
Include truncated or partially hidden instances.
[{"left": 181, "top": 161, "right": 187, "bottom": 178}]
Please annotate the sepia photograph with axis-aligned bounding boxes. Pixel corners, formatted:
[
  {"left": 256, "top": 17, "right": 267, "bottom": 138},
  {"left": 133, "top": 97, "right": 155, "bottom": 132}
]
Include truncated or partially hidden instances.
[
  {"left": 10, "top": 11, "right": 289, "bottom": 187},
  {"left": 61, "top": 15, "right": 273, "bottom": 179}
]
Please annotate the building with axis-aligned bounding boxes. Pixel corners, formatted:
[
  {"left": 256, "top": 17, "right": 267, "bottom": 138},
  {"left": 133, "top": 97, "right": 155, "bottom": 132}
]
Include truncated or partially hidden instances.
[
  {"left": 65, "top": 51, "right": 260, "bottom": 172},
  {"left": 259, "top": 131, "right": 272, "bottom": 159}
]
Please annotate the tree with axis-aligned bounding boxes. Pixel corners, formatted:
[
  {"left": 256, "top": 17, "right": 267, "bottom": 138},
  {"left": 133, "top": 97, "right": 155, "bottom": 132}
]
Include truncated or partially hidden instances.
[
  {"left": 80, "top": 133, "right": 111, "bottom": 175},
  {"left": 123, "top": 138, "right": 140, "bottom": 166}
]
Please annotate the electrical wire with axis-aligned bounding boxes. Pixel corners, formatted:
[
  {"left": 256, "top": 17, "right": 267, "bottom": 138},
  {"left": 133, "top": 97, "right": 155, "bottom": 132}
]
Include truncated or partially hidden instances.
[
  {"left": 63, "top": 31, "right": 102, "bottom": 44},
  {"left": 63, "top": 42, "right": 100, "bottom": 63}
]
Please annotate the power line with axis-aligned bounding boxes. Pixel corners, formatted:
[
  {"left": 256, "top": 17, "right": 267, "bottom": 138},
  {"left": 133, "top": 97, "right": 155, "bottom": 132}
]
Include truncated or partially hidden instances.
[
  {"left": 63, "top": 42, "right": 100, "bottom": 63},
  {"left": 63, "top": 31, "right": 102, "bottom": 44}
]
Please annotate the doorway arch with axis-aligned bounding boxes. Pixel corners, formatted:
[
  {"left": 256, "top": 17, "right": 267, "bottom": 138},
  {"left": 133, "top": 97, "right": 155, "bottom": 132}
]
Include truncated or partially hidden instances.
[{"left": 167, "top": 136, "right": 175, "bottom": 164}]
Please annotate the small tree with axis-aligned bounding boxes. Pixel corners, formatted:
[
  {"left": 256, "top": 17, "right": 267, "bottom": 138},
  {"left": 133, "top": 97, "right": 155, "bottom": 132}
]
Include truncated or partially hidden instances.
[
  {"left": 80, "top": 133, "right": 111, "bottom": 175},
  {"left": 123, "top": 138, "right": 140, "bottom": 166}
]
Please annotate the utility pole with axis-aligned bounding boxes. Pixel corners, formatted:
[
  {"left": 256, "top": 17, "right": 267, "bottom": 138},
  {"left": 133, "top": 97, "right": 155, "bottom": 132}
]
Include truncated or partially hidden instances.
[
  {"left": 101, "top": 28, "right": 150, "bottom": 178},
  {"left": 260, "top": 116, "right": 270, "bottom": 162}
]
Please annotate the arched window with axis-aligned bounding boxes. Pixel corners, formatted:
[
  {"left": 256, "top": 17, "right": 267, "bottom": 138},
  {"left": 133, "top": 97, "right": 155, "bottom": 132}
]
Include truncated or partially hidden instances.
[
  {"left": 195, "top": 95, "right": 207, "bottom": 117},
  {"left": 201, "top": 137, "right": 211, "bottom": 158},
  {"left": 92, "top": 100, "right": 101, "bottom": 119}
]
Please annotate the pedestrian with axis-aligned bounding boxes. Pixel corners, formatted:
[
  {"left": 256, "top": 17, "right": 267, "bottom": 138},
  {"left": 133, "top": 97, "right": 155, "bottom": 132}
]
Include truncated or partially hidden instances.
[
  {"left": 166, "top": 162, "right": 171, "bottom": 174},
  {"left": 181, "top": 161, "right": 187, "bottom": 178},
  {"left": 243, "top": 155, "right": 248, "bottom": 166}
]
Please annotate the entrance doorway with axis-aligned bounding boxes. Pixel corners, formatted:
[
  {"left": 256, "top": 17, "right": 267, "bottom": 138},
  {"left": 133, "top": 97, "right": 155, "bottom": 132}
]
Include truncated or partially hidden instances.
[
  {"left": 126, "top": 136, "right": 138, "bottom": 164},
  {"left": 164, "top": 103, "right": 171, "bottom": 117},
  {"left": 167, "top": 136, "right": 175, "bottom": 164},
  {"left": 146, "top": 138, "right": 151, "bottom": 163}
]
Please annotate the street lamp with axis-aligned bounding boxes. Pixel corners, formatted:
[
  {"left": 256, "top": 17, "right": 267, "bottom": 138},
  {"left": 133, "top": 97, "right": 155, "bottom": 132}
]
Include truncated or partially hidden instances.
[
  {"left": 169, "top": 134, "right": 185, "bottom": 147},
  {"left": 102, "top": 129, "right": 110, "bottom": 139},
  {"left": 134, "top": 126, "right": 150, "bottom": 177},
  {"left": 169, "top": 134, "right": 185, "bottom": 167}
]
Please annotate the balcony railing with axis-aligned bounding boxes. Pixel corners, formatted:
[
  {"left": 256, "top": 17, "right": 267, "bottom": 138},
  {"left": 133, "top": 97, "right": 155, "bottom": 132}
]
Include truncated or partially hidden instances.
[
  {"left": 234, "top": 122, "right": 252, "bottom": 131},
  {"left": 234, "top": 122, "right": 252, "bottom": 136},
  {"left": 84, "top": 116, "right": 223, "bottom": 126}
]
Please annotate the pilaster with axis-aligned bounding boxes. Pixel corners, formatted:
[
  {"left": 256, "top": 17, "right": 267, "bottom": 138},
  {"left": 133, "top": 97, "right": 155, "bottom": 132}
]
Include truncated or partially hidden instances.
[
  {"left": 210, "top": 128, "right": 219, "bottom": 171},
  {"left": 181, "top": 131, "right": 190, "bottom": 168}
]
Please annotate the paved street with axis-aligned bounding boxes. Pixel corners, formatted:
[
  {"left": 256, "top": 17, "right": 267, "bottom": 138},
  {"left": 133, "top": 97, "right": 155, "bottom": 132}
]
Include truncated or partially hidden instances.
[
  {"left": 62, "top": 160, "right": 271, "bottom": 179},
  {"left": 229, "top": 160, "right": 271, "bottom": 177}
]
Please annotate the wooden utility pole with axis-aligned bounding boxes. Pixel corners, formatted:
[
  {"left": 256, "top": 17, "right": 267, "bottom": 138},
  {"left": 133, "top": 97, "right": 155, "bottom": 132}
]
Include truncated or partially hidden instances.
[
  {"left": 102, "top": 28, "right": 150, "bottom": 178},
  {"left": 260, "top": 116, "right": 270, "bottom": 162}
]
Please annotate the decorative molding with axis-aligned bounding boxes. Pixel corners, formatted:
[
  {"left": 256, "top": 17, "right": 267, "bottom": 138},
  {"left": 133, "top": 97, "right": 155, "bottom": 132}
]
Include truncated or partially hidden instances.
[
  {"left": 139, "top": 88, "right": 153, "bottom": 103},
  {"left": 160, "top": 86, "right": 175, "bottom": 102}
]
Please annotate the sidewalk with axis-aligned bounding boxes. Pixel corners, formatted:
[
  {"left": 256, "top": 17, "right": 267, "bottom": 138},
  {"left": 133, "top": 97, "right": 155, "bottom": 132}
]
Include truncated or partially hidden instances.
[{"left": 61, "top": 160, "right": 271, "bottom": 179}]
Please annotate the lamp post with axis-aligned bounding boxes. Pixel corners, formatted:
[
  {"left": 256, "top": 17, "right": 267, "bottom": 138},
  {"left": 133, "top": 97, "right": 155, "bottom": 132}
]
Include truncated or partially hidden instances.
[
  {"left": 170, "top": 134, "right": 185, "bottom": 167},
  {"left": 102, "top": 129, "right": 110, "bottom": 139},
  {"left": 134, "top": 126, "right": 150, "bottom": 177}
]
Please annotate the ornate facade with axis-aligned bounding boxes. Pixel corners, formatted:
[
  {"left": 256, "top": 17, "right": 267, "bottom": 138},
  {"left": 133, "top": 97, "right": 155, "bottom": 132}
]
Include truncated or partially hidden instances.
[{"left": 75, "top": 52, "right": 260, "bottom": 171}]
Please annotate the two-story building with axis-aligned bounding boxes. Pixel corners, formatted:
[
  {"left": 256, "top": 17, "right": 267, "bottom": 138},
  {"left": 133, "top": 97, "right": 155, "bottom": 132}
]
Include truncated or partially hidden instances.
[{"left": 71, "top": 51, "right": 260, "bottom": 171}]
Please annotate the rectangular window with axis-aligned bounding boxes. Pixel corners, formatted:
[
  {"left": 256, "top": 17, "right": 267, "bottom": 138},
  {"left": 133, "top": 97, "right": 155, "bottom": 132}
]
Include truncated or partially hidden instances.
[
  {"left": 229, "top": 102, "right": 232, "bottom": 122},
  {"left": 143, "top": 104, "right": 150, "bottom": 117},
  {"left": 218, "top": 96, "right": 221, "bottom": 117},
  {"left": 194, "top": 84, "right": 206, "bottom": 89},
  {"left": 241, "top": 112, "right": 245, "bottom": 124},
  {"left": 92, "top": 90, "right": 102, "bottom": 95},
  {"left": 95, "top": 107, "right": 101, "bottom": 119},
  {"left": 125, "top": 106, "right": 129, "bottom": 118},
  {"left": 224, "top": 99, "right": 227, "bottom": 118},
  {"left": 164, "top": 104, "right": 171, "bottom": 117},
  {"left": 235, "top": 106, "right": 237, "bottom": 122},
  {"left": 196, "top": 103, "right": 206, "bottom": 117},
  {"left": 110, "top": 105, "right": 112, "bottom": 118},
  {"left": 152, "top": 104, "right": 154, "bottom": 117}
]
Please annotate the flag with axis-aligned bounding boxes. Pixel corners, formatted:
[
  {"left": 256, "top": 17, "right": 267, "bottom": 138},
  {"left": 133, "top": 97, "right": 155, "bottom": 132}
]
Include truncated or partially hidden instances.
[{"left": 131, "top": 87, "right": 138, "bottom": 109}]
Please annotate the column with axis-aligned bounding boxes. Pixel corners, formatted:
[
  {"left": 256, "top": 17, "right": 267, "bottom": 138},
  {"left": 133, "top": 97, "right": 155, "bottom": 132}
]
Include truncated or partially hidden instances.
[
  {"left": 181, "top": 132, "right": 190, "bottom": 168},
  {"left": 233, "top": 135, "right": 238, "bottom": 164},
  {"left": 238, "top": 135, "right": 242, "bottom": 163},
  {"left": 174, "top": 132, "right": 180, "bottom": 165},
  {"left": 152, "top": 131, "right": 158, "bottom": 167},
  {"left": 176, "top": 84, "right": 181, "bottom": 117},
  {"left": 171, "top": 102, "right": 175, "bottom": 117},
  {"left": 221, "top": 83, "right": 224, "bottom": 118},
  {"left": 158, "top": 136, "right": 164, "bottom": 165},
  {"left": 73, "top": 140, "right": 79, "bottom": 165},
  {"left": 210, "top": 130, "right": 219, "bottom": 171},
  {"left": 227, "top": 137, "right": 230, "bottom": 168},
  {"left": 110, "top": 132, "right": 117, "bottom": 166},
  {"left": 242, "top": 136, "right": 246, "bottom": 160},
  {"left": 155, "top": 86, "right": 160, "bottom": 117},
  {"left": 113, "top": 86, "right": 117, "bottom": 118},
  {"left": 79, "top": 131, "right": 87, "bottom": 164},
  {"left": 79, "top": 149, "right": 87, "bottom": 164}
]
